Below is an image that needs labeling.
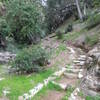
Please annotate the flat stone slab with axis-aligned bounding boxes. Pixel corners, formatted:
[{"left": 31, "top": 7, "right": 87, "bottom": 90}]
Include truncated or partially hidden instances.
[
  {"left": 51, "top": 81, "right": 68, "bottom": 90},
  {"left": 64, "top": 72, "right": 78, "bottom": 79},
  {"left": 66, "top": 68, "right": 83, "bottom": 74}
]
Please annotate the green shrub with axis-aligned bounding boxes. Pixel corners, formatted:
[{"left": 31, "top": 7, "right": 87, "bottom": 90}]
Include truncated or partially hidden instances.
[
  {"left": 93, "top": 0, "right": 100, "bottom": 8},
  {"left": 86, "top": 13, "right": 100, "bottom": 29},
  {"left": 56, "top": 30, "right": 64, "bottom": 39},
  {"left": 62, "top": 87, "right": 74, "bottom": 100},
  {"left": 0, "top": 17, "right": 10, "bottom": 37},
  {"left": 5, "top": 0, "right": 45, "bottom": 44},
  {"left": 85, "top": 34, "right": 99, "bottom": 46},
  {"left": 11, "top": 45, "right": 48, "bottom": 73},
  {"left": 0, "top": 17, "right": 10, "bottom": 49},
  {"left": 86, "top": 95, "right": 100, "bottom": 100},
  {"left": 67, "top": 23, "right": 73, "bottom": 32}
]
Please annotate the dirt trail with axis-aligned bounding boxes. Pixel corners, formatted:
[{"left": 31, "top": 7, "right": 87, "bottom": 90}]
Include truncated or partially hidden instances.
[
  {"left": 40, "top": 33, "right": 85, "bottom": 100},
  {"left": 41, "top": 90, "right": 65, "bottom": 100}
]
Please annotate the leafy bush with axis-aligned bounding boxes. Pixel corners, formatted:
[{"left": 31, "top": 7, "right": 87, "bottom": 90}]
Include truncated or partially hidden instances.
[
  {"left": 86, "top": 95, "right": 100, "bottom": 100},
  {"left": 93, "top": 0, "right": 100, "bottom": 8},
  {"left": 86, "top": 13, "right": 100, "bottom": 29},
  {"left": 56, "top": 30, "right": 64, "bottom": 39},
  {"left": 5, "top": 0, "right": 45, "bottom": 44},
  {"left": 85, "top": 34, "right": 99, "bottom": 46},
  {"left": 11, "top": 45, "right": 48, "bottom": 73},
  {"left": 65, "top": 23, "right": 73, "bottom": 33},
  {"left": 0, "top": 17, "right": 10, "bottom": 48},
  {"left": 0, "top": 17, "right": 10, "bottom": 37}
]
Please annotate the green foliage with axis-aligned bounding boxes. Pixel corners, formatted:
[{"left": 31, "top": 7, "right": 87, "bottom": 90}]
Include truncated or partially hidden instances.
[
  {"left": 46, "top": 0, "right": 76, "bottom": 32},
  {"left": 65, "top": 23, "right": 73, "bottom": 33},
  {"left": 85, "top": 34, "right": 99, "bottom": 46},
  {"left": 32, "top": 82, "right": 62, "bottom": 100},
  {"left": 0, "top": 68, "right": 53, "bottom": 100},
  {"left": 63, "top": 29, "right": 85, "bottom": 42},
  {"left": 11, "top": 45, "right": 48, "bottom": 73},
  {"left": 93, "top": 0, "right": 100, "bottom": 8},
  {"left": 62, "top": 87, "right": 74, "bottom": 100},
  {"left": 86, "top": 13, "right": 100, "bottom": 29},
  {"left": 0, "top": 17, "right": 10, "bottom": 49},
  {"left": 56, "top": 31, "right": 64, "bottom": 39},
  {"left": 5, "top": 0, "right": 45, "bottom": 44},
  {"left": 47, "top": 82, "right": 62, "bottom": 91},
  {"left": 0, "top": 17, "right": 10, "bottom": 37},
  {"left": 86, "top": 95, "right": 100, "bottom": 100},
  {"left": 55, "top": 44, "right": 67, "bottom": 56}
]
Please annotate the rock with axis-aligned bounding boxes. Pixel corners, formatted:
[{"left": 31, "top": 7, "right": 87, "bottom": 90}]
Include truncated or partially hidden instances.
[
  {"left": 98, "top": 57, "right": 100, "bottom": 66},
  {"left": 64, "top": 72, "right": 78, "bottom": 79},
  {"left": 21, "top": 68, "right": 66, "bottom": 99},
  {"left": 53, "top": 68, "right": 67, "bottom": 77},
  {"left": 59, "top": 84, "right": 68, "bottom": 90},
  {"left": 66, "top": 68, "right": 81, "bottom": 74},
  {"left": 77, "top": 58, "right": 86, "bottom": 61},
  {"left": 82, "top": 89, "right": 98, "bottom": 96},
  {"left": 23, "top": 93, "right": 29, "bottom": 100},
  {"left": 70, "top": 94, "right": 76, "bottom": 100},
  {"left": 18, "top": 96, "right": 24, "bottom": 100},
  {"left": 80, "top": 55, "right": 86, "bottom": 58},
  {"left": 3, "top": 90, "right": 10, "bottom": 96},
  {"left": 0, "top": 52, "right": 16, "bottom": 63},
  {"left": 0, "top": 78, "right": 5, "bottom": 81},
  {"left": 67, "top": 47, "right": 75, "bottom": 54},
  {"left": 51, "top": 81, "right": 68, "bottom": 90},
  {"left": 78, "top": 72, "right": 83, "bottom": 79},
  {"left": 80, "top": 44, "right": 100, "bottom": 96}
]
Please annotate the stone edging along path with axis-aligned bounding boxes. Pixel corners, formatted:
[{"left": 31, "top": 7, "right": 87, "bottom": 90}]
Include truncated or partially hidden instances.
[{"left": 19, "top": 67, "right": 67, "bottom": 100}]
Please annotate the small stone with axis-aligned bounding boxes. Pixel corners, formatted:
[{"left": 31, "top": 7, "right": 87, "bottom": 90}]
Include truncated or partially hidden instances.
[
  {"left": 64, "top": 72, "right": 77, "bottom": 79},
  {"left": 76, "top": 88, "right": 80, "bottom": 92},
  {"left": 0, "top": 78, "right": 5, "bottom": 81},
  {"left": 23, "top": 93, "right": 29, "bottom": 99},
  {"left": 78, "top": 72, "right": 83, "bottom": 79},
  {"left": 3, "top": 90, "right": 10, "bottom": 96},
  {"left": 74, "top": 92, "right": 77, "bottom": 96},
  {"left": 67, "top": 47, "right": 75, "bottom": 54},
  {"left": 71, "top": 94, "right": 76, "bottom": 99},
  {"left": 18, "top": 96, "right": 24, "bottom": 100},
  {"left": 51, "top": 81, "right": 68, "bottom": 90},
  {"left": 59, "top": 84, "right": 68, "bottom": 90}
]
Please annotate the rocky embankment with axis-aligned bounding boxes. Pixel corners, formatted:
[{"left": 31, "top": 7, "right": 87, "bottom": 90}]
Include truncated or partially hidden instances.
[
  {"left": 0, "top": 52, "right": 16, "bottom": 63},
  {"left": 80, "top": 39, "right": 100, "bottom": 96}
]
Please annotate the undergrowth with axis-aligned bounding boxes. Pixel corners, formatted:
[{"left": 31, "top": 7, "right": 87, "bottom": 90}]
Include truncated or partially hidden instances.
[
  {"left": 0, "top": 68, "right": 53, "bottom": 100},
  {"left": 32, "top": 82, "right": 62, "bottom": 100},
  {"left": 62, "top": 87, "right": 74, "bottom": 100}
]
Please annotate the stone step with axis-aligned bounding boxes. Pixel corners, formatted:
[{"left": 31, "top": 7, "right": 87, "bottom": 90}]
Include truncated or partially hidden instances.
[
  {"left": 78, "top": 72, "right": 84, "bottom": 79},
  {"left": 64, "top": 72, "right": 78, "bottom": 79},
  {"left": 73, "top": 62, "right": 85, "bottom": 66},
  {"left": 73, "top": 60, "right": 85, "bottom": 64},
  {"left": 66, "top": 69, "right": 83, "bottom": 74},
  {"left": 82, "top": 88, "right": 98, "bottom": 96},
  {"left": 51, "top": 81, "right": 68, "bottom": 90},
  {"left": 79, "top": 55, "right": 86, "bottom": 58},
  {"left": 73, "top": 65, "right": 84, "bottom": 69},
  {"left": 74, "top": 57, "right": 86, "bottom": 61}
]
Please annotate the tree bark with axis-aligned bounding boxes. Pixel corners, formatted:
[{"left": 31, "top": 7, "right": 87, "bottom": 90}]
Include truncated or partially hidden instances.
[
  {"left": 75, "top": 0, "right": 83, "bottom": 21},
  {"left": 83, "top": 3, "right": 87, "bottom": 16}
]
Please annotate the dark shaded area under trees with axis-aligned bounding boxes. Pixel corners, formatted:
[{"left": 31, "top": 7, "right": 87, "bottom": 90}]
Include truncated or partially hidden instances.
[{"left": 0, "top": 0, "right": 99, "bottom": 46}]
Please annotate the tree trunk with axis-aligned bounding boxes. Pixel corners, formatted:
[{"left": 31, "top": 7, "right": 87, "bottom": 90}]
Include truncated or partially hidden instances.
[
  {"left": 75, "top": 0, "right": 83, "bottom": 21},
  {"left": 83, "top": 3, "right": 87, "bottom": 16}
]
